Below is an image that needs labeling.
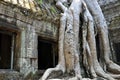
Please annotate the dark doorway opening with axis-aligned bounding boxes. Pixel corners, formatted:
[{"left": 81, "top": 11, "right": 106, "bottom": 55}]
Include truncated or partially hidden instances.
[
  {"left": 0, "top": 32, "right": 12, "bottom": 69},
  {"left": 113, "top": 43, "right": 120, "bottom": 64},
  {"left": 38, "top": 37, "right": 58, "bottom": 70}
]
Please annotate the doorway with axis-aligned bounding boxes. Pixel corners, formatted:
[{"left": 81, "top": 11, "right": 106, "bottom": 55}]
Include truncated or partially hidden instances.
[
  {"left": 38, "top": 37, "right": 58, "bottom": 70},
  {"left": 0, "top": 30, "right": 15, "bottom": 69}
]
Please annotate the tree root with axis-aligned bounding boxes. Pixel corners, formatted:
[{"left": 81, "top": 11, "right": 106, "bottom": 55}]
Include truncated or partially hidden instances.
[
  {"left": 106, "top": 61, "right": 120, "bottom": 74},
  {"left": 82, "top": 2, "right": 97, "bottom": 79},
  {"left": 82, "top": 2, "right": 116, "bottom": 79},
  {"left": 93, "top": 62, "right": 114, "bottom": 80},
  {"left": 40, "top": 64, "right": 65, "bottom": 80},
  {"left": 108, "top": 73, "right": 120, "bottom": 79}
]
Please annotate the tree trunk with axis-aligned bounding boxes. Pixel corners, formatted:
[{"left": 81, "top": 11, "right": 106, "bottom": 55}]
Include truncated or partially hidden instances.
[{"left": 40, "top": 0, "right": 120, "bottom": 80}]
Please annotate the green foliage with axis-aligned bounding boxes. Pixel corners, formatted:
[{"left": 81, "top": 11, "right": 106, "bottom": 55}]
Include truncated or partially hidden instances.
[{"left": 39, "top": 0, "right": 43, "bottom": 4}]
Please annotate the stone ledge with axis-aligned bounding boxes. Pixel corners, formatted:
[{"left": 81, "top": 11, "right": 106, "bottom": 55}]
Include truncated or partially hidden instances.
[{"left": 0, "top": 70, "right": 23, "bottom": 80}]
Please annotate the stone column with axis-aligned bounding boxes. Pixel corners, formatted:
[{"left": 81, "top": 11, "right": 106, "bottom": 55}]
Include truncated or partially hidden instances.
[{"left": 19, "top": 24, "right": 38, "bottom": 78}]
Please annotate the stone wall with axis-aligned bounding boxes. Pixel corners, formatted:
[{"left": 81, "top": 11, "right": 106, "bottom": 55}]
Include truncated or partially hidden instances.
[
  {"left": 0, "top": 1, "right": 58, "bottom": 79},
  {"left": 98, "top": 0, "right": 118, "bottom": 6}
]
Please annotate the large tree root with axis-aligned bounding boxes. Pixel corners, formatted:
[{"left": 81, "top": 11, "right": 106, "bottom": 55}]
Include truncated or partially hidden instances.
[
  {"left": 82, "top": 9, "right": 97, "bottom": 78},
  {"left": 40, "top": 0, "right": 120, "bottom": 80},
  {"left": 40, "top": 64, "right": 65, "bottom": 80},
  {"left": 84, "top": 0, "right": 120, "bottom": 79},
  {"left": 106, "top": 60, "right": 120, "bottom": 74},
  {"left": 82, "top": 3, "right": 116, "bottom": 79},
  {"left": 108, "top": 73, "right": 120, "bottom": 79}
]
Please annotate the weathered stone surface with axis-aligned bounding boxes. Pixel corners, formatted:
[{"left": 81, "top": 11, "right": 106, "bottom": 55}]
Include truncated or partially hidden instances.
[
  {"left": 98, "top": 0, "right": 118, "bottom": 6},
  {"left": 0, "top": 0, "right": 60, "bottom": 24},
  {"left": 101, "top": 1, "right": 120, "bottom": 23},
  {"left": 33, "top": 20, "right": 58, "bottom": 41},
  {"left": 109, "top": 28, "right": 120, "bottom": 43},
  {"left": 0, "top": 70, "right": 23, "bottom": 80},
  {"left": 109, "top": 17, "right": 120, "bottom": 41},
  {"left": 2, "top": 0, "right": 39, "bottom": 12},
  {"left": 0, "top": 3, "right": 14, "bottom": 18}
]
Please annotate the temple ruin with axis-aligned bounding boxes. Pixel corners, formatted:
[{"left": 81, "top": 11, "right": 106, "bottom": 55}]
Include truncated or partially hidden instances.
[{"left": 0, "top": 0, "right": 120, "bottom": 79}]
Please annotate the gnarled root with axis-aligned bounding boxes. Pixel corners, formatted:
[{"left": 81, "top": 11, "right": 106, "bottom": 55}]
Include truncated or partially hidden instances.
[
  {"left": 83, "top": 0, "right": 120, "bottom": 79},
  {"left": 40, "top": 0, "right": 120, "bottom": 80},
  {"left": 74, "top": 53, "right": 82, "bottom": 80},
  {"left": 108, "top": 73, "right": 120, "bottom": 79},
  {"left": 82, "top": 2, "right": 97, "bottom": 78},
  {"left": 40, "top": 64, "right": 65, "bottom": 80},
  {"left": 93, "top": 62, "right": 114, "bottom": 80},
  {"left": 82, "top": 2, "right": 115, "bottom": 79},
  {"left": 106, "top": 61, "right": 120, "bottom": 74}
]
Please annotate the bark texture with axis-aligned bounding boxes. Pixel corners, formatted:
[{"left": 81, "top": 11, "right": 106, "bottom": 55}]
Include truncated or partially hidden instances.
[{"left": 40, "top": 0, "right": 120, "bottom": 80}]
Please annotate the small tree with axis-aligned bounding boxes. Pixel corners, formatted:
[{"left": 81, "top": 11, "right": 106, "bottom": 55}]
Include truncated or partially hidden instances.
[{"left": 40, "top": 0, "right": 120, "bottom": 80}]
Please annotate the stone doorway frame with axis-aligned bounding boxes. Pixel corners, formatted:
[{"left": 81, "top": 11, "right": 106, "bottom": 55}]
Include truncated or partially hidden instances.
[
  {"left": 0, "top": 26, "right": 21, "bottom": 71},
  {"left": 37, "top": 36, "right": 58, "bottom": 71}
]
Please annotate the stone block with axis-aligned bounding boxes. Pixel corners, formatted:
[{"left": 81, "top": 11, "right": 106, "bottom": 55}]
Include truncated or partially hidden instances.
[{"left": 0, "top": 4, "right": 14, "bottom": 18}]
